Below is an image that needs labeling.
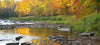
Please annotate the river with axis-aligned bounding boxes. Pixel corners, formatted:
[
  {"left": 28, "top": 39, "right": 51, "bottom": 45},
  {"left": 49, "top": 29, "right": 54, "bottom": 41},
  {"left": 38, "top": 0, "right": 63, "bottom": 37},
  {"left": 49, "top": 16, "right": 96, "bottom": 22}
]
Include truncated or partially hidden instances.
[
  {"left": 0, "top": 19, "right": 99, "bottom": 45},
  {"left": 0, "top": 28, "right": 70, "bottom": 45}
]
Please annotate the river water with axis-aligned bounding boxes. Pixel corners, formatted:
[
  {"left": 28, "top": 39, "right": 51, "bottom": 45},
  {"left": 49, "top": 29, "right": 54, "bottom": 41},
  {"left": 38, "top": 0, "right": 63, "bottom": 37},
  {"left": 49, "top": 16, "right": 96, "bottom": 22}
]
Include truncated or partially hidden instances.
[
  {"left": 0, "top": 19, "right": 71, "bottom": 45},
  {"left": 0, "top": 28, "right": 70, "bottom": 45}
]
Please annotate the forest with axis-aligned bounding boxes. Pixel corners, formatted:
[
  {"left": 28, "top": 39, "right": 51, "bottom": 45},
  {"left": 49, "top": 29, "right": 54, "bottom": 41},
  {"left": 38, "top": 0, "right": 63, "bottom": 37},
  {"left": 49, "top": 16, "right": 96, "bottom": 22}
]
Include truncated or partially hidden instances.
[{"left": 0, "top": 0, "right": 100, "bottom": 33}]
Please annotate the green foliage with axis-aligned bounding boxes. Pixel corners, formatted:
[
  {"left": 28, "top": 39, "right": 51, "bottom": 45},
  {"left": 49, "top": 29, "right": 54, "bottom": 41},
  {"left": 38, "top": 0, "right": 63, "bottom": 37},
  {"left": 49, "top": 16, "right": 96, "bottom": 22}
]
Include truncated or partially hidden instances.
[
  {"left": 8, "top": 16, "right": 64, "bottom": 21},
  {"left": 8, "top": 15, "right": 75, "bottom": 25},
  {"left": 95, "top": 0, "right": 100, "bottom": 3},
  {"left": 90, "top": 13, "right": 100, "bottom": 31},
  {"left": 72, "top": 13, "right": 100, "bottom": 33}
]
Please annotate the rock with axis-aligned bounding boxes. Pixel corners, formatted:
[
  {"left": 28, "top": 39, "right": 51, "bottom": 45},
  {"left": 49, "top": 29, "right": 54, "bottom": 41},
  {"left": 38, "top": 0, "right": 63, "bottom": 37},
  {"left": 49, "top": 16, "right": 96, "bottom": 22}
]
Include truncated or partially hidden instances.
[
  {"left": 58, "top": 28, "right": 70, "bottom": 31},
  {"left": 68, "top": 37, "right": 75, "bottom": 41},
  {"left": 55, "top": 32, "right": 58, "bottom": 34},
  {"left": 7, "top": 42, "right": 31, "bottom": 45},
  {"left": 90, "top": 32, "right": 95, "bottom": 37},
  {"left": 80, "top": 32, "right": 95, "bottom": 37},
  {"left": 6, "top": 43, "right": 19, "bottom": 45},
  {"left": 21, "top": 43, "right": 31, "bottom": 45},
  {"left": 75, "top": 41, "right": 81, "bottom": 45},
  {"left": 58, "top": 35, "right": 65, "bottom": 38},
  {"left": 80, "top": 32, "right": 90, "bottom": 36},
  {"left": 68, "top": 41, "right": 72, "bottom": 45},
  {"left": 15, "top": 36, "right": 24, "bottom": 41}
]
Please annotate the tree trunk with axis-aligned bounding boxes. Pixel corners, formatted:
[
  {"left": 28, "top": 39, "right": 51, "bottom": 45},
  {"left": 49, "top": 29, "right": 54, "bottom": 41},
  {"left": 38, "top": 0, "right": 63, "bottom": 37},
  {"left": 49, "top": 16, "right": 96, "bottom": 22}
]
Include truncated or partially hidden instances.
[{"left": 97, "top": 5, "right": 100, "bottom": 13}]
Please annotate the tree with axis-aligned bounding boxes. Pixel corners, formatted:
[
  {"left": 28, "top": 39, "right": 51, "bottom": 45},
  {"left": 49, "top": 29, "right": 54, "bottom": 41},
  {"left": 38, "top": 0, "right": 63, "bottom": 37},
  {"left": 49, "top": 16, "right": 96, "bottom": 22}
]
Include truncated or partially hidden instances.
[
  {"left": 94, "top": 0, "right": 100, "bottom": 13},
  {"left": 0, "top": 0, "right": 17, "bottom": 18},
  {"left": 73, "top": 0, "right": 99, "bottom": 19}
]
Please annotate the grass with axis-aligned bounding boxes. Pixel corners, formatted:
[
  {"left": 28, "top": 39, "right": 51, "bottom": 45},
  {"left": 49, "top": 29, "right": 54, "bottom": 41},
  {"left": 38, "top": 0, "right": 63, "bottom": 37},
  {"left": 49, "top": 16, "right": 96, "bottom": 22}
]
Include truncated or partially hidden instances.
[
  {"left": 8, "top": 15, "right": 76, "bottom": 25},
  {"left": 72, "top": 13, "right": 100, "bottom": 33}
]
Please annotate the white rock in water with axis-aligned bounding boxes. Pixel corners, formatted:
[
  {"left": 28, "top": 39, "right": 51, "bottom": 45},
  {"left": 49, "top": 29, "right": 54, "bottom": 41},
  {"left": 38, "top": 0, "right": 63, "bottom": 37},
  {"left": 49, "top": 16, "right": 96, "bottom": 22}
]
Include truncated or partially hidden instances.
[
  {"left": 80, "top": 32, "right": 90, "bottom": 36},
  {"left": 0, "top": 20, "right": 15, "bottom": 25},
  {"left": 58, "top": 28, "right": 70, "bottom": 31}
]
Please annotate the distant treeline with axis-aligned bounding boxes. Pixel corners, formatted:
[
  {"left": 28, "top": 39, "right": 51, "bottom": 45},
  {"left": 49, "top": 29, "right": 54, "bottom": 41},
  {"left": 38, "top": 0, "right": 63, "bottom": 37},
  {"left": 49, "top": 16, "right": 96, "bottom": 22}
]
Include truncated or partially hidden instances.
[{"left": 0, "top": 0, "right": 100, "bottom": 18}]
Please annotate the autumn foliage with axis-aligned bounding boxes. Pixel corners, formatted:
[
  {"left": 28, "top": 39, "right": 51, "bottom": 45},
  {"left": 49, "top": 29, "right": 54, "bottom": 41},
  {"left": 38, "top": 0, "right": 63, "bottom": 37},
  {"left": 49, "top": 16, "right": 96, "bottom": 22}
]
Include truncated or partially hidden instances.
[{"left": 0, "top": 0, "right": 99, "bottom": 18}]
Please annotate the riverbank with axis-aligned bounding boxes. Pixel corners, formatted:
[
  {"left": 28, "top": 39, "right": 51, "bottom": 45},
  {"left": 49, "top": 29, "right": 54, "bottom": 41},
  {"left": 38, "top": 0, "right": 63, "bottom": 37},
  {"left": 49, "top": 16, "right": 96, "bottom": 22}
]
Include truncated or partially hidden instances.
[
  {"left": 7, "top": 15, "right": 76, "bottom": 25},
  {"left": 7, "top": 13, "right": 100, "bottom": 36},
  {"left": 7, "top": 15, "right": 77, "bottom": 30}
]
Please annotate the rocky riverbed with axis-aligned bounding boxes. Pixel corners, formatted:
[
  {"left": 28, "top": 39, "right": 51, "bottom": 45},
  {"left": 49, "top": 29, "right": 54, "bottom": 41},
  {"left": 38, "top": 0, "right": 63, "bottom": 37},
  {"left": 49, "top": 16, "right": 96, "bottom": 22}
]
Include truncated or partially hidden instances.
[
  {"left": 0, "top": 19, "right": 69, "bottom": 30},
  {"left": 31, "top": 32, "right": 100, "bottom": 45}
]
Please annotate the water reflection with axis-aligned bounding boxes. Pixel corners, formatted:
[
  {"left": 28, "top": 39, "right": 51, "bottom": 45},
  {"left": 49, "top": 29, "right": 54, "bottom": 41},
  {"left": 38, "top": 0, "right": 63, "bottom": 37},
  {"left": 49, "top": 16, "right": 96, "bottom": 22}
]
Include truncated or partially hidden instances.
[
  {"left": 16, "top": 28, "right": 30, "bottom": 35},
  {"left": 0, "top": 28, "right": 69, "bottom": 45}
]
